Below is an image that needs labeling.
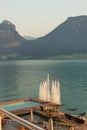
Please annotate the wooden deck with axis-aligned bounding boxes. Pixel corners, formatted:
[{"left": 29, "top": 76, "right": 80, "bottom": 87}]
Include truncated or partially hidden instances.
[{"left": 0, "top": 98, "right": 86, "bottom": 127}]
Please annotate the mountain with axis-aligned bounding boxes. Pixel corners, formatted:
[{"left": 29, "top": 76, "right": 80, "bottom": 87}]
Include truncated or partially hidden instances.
[
  {"left": 24, "top": 15, "right": 87, "bottom": 58},
  {"left": 0, "top": 20, "right": 28, "bottom": 55},
  {"left": 1, "top": 16, "right": 87, "bottom": 59}
]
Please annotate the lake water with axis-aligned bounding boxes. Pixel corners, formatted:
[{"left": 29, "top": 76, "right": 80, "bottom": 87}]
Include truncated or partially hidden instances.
[{"left": 0, "top": 60, "right": 87, "bottom": 115}]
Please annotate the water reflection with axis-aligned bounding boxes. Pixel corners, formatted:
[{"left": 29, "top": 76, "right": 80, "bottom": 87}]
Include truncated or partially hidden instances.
[{"left": 0, "top": 60, "right": 87, "bottom": 113}]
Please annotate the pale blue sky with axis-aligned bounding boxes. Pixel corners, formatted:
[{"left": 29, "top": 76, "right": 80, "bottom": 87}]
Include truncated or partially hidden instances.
[{"left": 0, "top": 0, "right": 87, "bottom": 37}]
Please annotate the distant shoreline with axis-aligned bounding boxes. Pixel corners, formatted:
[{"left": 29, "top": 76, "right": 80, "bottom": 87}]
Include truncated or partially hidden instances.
[{"left": 0, "top": 53, "right": 87, "bottom": 60}]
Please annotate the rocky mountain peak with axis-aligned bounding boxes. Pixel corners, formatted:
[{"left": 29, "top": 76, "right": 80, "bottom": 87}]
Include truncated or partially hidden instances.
[
  {"left": 2, "top": 20, "right": 13, "bottom": 25},
  {"left": 0, "top": 20, "right": 16, "bottom": 31},
  {"left": 66, "top": 16, "right": 87, "bottom": 27},
  {"left": 0, "top": 20, "right": 26, "bottom": 50},
  {"left": 68, "top": 15, "right": 87, "bottom": 21}
]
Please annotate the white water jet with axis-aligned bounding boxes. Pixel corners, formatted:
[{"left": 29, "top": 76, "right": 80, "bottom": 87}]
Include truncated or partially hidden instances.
[{"left": 39, "top": 74, "right": 61, "bottom": 105}]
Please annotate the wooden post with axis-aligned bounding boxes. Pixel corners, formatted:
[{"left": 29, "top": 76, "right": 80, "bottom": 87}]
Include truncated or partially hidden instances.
[
  {"left": 21, "top": 126, "right": 25, "bottom": 130},
  {"left": 0, "top": 112, "right": 4, "bottom": 130},
  {"left": 0, "top": 115, "right": 1, "bottom": 130},
  {"left": 49, "top": 118, "right": 53, "bottom": 130},
  {"left": 30, "top": 108, "right": 34, "bottom": 122},
  {"left": 70, "top": 127, "right": 74, "bottom": 130}
]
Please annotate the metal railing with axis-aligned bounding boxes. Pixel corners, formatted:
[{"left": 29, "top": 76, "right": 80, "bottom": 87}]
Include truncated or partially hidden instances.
[{"left": 0, "top": 108, "right": 44, "bottom": 130}]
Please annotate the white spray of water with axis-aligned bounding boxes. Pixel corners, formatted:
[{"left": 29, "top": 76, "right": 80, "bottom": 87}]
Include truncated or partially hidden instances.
[{"left": 39, "top": 74, "right": 61, "bottom": 105}]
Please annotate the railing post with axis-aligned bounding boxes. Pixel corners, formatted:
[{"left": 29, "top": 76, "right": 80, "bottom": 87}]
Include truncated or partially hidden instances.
[
  {"left": 0, "top": 111, "right": 4, "bottom": 130},
  {"left": 0, "top": 116, "right": 1, "bottom": 130}
]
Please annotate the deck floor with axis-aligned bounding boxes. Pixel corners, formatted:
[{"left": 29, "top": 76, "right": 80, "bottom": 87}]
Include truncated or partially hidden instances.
[{"left": 0, "top": 98, "right": 86, "bottom": 128}]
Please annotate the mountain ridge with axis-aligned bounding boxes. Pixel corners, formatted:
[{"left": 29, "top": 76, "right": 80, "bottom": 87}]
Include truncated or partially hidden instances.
[
  {"left": 0, "top": 16, "right": 87, "bottom": 59},
  {"left": 25, "top": 15, "right": 87, "bottom": 58}
]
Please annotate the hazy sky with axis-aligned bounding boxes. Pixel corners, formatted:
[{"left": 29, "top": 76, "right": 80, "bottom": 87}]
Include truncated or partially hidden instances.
[{"left": 0, "top": 0, "right": 87, "bottom": 37}]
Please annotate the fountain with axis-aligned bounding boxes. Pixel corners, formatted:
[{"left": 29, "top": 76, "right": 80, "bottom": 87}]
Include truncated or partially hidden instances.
[
  {"left": 39, "top": 74, "right": 61, "bottom": 105},
  {"left": 39, "top": 74, "right": 50, "bottom": 102}
]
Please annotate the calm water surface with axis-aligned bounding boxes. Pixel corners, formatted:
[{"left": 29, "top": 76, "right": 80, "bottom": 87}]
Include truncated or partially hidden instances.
[{"left": 0, "top": 60, "right": 87, "bottom": 114}]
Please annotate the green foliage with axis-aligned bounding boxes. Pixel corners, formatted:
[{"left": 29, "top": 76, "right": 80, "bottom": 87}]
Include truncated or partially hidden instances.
[
  {"left": 49, "top": 53, "right": 87, "bottom": 60},
  {"left": 0, "top": 53, "right": 34, "bottom": 60},
  {"left": 1, "top": 53, "right": 87, "bottom": 60}
]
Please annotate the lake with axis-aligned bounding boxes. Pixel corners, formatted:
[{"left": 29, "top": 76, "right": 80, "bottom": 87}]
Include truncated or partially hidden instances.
[{"left": 0, "top": 60, "right": 87, "bottom": 114}]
